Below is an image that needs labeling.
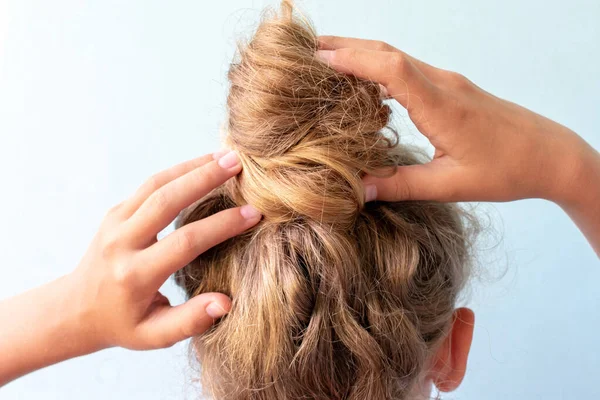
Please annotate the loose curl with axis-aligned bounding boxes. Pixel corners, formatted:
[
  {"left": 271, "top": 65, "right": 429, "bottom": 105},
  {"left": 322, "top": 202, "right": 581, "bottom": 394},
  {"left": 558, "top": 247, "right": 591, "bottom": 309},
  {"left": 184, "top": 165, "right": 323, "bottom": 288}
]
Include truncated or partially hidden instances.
[{"left": 175, "top": 1, "right": 478, "bottom": 399}]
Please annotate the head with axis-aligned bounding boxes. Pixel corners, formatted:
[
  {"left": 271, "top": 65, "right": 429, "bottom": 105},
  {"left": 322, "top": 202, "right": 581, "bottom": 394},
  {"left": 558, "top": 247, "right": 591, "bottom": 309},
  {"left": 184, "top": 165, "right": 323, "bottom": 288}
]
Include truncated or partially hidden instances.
[{"left": 175, "top": 1, "right": 478, "bottom": 399}]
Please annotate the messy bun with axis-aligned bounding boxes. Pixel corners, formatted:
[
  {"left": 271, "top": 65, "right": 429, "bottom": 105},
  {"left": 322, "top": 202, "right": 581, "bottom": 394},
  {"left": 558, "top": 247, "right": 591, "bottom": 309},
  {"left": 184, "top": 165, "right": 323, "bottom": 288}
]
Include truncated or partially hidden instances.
[
  {"left": 175, "top": 1, "right": 477, "bottom": 399},
  {"left": 225, "top": 1, "right": 397, "bottom": 226}
]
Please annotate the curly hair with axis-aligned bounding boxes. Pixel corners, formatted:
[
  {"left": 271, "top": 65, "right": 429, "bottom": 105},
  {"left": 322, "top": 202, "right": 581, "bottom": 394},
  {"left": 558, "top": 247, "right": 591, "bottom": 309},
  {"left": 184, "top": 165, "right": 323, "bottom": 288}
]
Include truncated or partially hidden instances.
[{"left": 175, "top": 1, "right": 478, "bottom": 399}]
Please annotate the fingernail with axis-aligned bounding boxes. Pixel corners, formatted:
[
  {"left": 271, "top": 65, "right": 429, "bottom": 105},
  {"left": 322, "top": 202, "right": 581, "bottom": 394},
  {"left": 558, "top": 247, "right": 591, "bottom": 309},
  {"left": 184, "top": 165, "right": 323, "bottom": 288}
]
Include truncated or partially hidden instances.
[
  {"left": 212, "top": 149, "right": 229, "bottom": 160},
  {"left": 240, "top": 204, "right": 262, "bottom": 220},
  {"left": 365, "top": 184, "right": 378, "bottom": 202},
  {"left": 206, "top": 302, "right": 229, "bottom": 319},
  {"left": 217, "top": 150, "right": 240, "bottom": 169},
  {"left": 316, "top": 50, "right": 334, "bottom": 64}
]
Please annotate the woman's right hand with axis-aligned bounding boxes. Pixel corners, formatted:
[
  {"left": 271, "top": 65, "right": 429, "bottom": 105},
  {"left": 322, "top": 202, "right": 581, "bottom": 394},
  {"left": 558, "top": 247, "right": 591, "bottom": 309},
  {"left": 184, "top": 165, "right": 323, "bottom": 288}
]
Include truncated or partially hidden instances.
[
  {"left": 317, "top": 36, "right": 597, "bottom": 206},
  {"left": 0, "top": 150, "right": 264, "bottom": 386},
  {"left": 317, "top": 36, "right": 600, "bottom": 256}
]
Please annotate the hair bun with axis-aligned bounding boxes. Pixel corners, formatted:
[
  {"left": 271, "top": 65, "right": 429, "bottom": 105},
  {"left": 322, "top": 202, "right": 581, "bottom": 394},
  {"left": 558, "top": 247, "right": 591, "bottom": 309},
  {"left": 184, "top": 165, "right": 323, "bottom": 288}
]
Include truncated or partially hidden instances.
[{"left": 224, "top": 3, "right": 398, "bottom": 225}]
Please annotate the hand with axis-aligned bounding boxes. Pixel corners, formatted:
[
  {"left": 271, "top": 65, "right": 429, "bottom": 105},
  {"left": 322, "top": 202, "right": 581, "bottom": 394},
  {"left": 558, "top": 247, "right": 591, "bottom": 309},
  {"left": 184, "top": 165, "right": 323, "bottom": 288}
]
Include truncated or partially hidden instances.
[
  {"left": 70, "top": 150, "right": 261, "bottom": 350},
  {"left": 317, "top": 36, "right": 595, "bottom": 205},
  {"left": 0, "top": 150, "right": 262, "bottom": 385}
]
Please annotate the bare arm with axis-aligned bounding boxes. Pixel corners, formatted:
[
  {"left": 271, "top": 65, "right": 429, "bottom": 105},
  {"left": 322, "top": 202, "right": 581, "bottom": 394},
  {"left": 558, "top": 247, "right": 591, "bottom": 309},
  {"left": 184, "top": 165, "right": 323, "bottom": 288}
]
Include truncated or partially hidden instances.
[
  {"left": 0, "top": 151, "right": 261, "bottom": 386},
  {"left": 553, "top": 142, "right": 600, "bottom": 256},
  {"left": 0, "top": 275, "right": 101, "bottom": 385},
  {"left": 317, "top": 36, "right": 600, "bottom": 256}
]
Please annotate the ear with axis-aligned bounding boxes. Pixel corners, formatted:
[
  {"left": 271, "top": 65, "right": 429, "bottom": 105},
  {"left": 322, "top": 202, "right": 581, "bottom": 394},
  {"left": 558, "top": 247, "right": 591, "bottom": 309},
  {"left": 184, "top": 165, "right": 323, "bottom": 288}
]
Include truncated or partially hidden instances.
[{"left": 429, "top": 307, "right": 475, "bottom": 393}]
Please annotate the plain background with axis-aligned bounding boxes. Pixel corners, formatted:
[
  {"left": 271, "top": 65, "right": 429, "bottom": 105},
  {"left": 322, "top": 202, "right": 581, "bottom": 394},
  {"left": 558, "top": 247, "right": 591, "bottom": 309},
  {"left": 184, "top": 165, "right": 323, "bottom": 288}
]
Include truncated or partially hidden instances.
[{"left": 0, "top": 0, "right": 598, "bottom": 399}]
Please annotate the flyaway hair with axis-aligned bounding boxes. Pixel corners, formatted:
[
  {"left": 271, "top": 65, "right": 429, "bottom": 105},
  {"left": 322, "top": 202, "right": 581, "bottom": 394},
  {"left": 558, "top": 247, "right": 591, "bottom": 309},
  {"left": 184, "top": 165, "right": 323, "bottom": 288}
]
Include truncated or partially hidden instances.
[{"left": 175, "top": 1, "right": 478, "bottom": 399}]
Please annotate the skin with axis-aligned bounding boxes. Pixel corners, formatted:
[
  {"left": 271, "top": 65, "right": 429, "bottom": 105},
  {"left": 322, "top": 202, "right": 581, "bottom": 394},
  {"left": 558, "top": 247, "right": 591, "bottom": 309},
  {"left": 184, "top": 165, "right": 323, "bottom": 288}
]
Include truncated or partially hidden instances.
[
  {"left": 317, "top": 36, "right": 600, "bottom": 257},
  {"left": 0, "top": 150, "right": 262, "bottom": 386},
  {"left": 317, "top": 35, "right": 600, "bottom": 394},
  {"left": 0, "top": 35, "right": 598, "bottom": 396}
]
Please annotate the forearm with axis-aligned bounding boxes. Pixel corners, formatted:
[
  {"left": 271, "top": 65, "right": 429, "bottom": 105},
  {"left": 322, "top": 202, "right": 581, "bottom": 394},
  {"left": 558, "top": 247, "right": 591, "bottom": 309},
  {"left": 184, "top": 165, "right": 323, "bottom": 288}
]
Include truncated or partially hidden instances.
[
  {"left": 0, "top": 274, "right": 103, "bottom": 386},
  {"left": 551, "top": 136, "right": 600, "bottom": 257}
]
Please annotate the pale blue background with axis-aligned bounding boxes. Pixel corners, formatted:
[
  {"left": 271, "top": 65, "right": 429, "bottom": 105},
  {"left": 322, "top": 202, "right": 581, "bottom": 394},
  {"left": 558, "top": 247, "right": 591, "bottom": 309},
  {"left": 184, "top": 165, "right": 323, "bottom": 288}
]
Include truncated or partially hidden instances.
[{"left": 0, "top": 1, "right": 598, "bottom": 399}]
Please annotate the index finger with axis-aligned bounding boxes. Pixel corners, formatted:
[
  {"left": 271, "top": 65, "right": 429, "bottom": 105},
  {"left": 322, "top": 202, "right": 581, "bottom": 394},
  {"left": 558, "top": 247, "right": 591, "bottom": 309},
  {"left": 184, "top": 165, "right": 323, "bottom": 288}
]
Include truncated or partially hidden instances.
[
  {"left": 122, "top": 151, "right": 243, "bottom": 246},
  {"left": 122, "top": 153, "right": 216, "bottom": 218},
  {"left": 316, "top": 47, "right": 438, "bottom": 114},
  {"left": 318, "top": 35, "right": 445, "bottom": 82}
]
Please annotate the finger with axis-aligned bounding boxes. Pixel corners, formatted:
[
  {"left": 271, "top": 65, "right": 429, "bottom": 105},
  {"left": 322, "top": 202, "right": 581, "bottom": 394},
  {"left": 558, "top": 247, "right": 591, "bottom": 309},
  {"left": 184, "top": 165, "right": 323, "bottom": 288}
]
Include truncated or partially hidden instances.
[
  {"left": 122, "top": 153, "right": 216, "bottom": 217},
  {"left": 318, "top": 35, "right": 446, "bottom": 83},
  {"left": 316, "top": 47, "right": 439, "bottom": 116},
  {"left": 135, "top": 292, "right": 231, "bottom": 349},
  {"left": 363, "top": 163, "right": 457, "bottom": 202},
  {"left": 319, "top": 35, "right": 395, "bottom": 51},
  {"left": 123, "top": 150, "right": 243, "bottom": 245},
  {"left": 136, "top": 205, "right": 261, "bottom": 290}
]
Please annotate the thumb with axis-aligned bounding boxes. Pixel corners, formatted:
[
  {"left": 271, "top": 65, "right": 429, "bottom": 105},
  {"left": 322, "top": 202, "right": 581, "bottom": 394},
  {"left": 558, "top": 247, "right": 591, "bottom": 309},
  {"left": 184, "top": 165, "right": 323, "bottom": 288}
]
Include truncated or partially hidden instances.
[
  {"left": 136, "top": 292, "right": 232, "bottom": 349},
  {"left": 364, "top": 163, "right": 452, "bottom": 202}
]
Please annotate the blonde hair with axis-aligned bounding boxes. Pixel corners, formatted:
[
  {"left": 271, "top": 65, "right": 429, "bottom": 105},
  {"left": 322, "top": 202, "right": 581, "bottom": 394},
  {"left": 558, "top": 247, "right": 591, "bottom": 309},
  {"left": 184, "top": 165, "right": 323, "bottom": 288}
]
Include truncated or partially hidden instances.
[{"left": 175, "top": 1, "right": 478, "bottom": 399}]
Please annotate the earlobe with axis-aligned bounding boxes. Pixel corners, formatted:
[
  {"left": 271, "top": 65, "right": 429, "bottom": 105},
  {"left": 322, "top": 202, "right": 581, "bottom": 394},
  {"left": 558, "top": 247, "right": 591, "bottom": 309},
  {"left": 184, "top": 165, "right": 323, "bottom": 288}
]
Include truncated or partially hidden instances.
[{"left": 431, "top": 307, "right": 475, "bottom": 393}]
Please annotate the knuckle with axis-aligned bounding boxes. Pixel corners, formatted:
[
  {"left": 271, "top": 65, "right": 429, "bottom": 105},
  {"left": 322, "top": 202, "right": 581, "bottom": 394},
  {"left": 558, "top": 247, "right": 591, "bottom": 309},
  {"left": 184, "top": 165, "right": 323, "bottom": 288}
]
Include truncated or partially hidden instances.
[
  {"left": 174, "top": 228, "right": 197, "bottom": 254},
  {"left": 444, "top": 70, "right": 472, "bottom": 90},
  {"left": 388, "top": 52, "right": 407, "bottom": 75},
  {"left": 148, "top": 188, "right": 170, "bottom": 211},
  {"left": 180, "top": 321, "right": 198, "bottom": 340},
  {"left": 105, "top": 203, "right": 123, "bottom": 219},
  {"left": 374, "top": 40, "right": 394, "bottom": 52},
  {"left": 181, "top": 314, "right": 212, "bottom": 339},
  {"left": 101, "top": 233, "right": 122, "bottom": 259},
  {"left": 393, "top": 175, "right": 413, "bottom": 201},
  {"left": 112, "top": 261, "right": 136, "bottom": 287},
  {"left": 193, "top": 163, "right": 214, "bottom": 181},
  {"left": 199, "top": 163, "right": 226, "bottom": 186},
  {"left": 144, "top": 174, "right": 163, "bottom": 193},
  {"left": 336, "top": 47, "right": 354, "bottom": 64}
]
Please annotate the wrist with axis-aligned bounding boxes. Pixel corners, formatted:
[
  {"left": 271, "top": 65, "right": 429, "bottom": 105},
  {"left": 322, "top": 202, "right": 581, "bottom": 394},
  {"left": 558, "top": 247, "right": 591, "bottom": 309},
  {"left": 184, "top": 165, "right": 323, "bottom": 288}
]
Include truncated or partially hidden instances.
[
  {"left": 546, "top": 137, "right": 600, "bottom": 256},
  {"left": 548, "top": 143, "right": 600, "bottom": 217},
  {"left": 52, "top": 273, "right": 109, "bottom": 356},
  {"left": 539, "top": 126, "right": 600, "bottom": 209},
  {"left": 0, "top": 273, "right": 107, "bottom": 385}
]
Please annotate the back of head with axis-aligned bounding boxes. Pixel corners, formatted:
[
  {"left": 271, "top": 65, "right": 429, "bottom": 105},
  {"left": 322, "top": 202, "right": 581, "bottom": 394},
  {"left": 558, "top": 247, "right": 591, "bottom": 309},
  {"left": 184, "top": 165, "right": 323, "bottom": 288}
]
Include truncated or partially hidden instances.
[{"left": 175, "top": 1, "right": 476, "bottom": 399}]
